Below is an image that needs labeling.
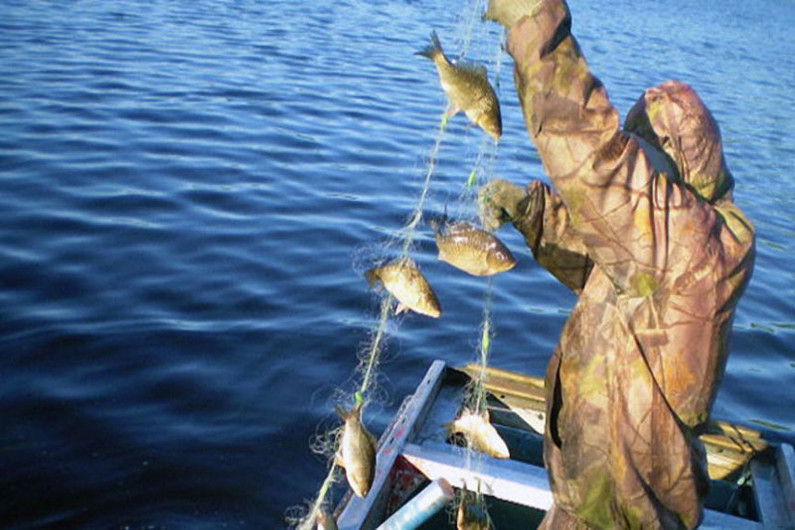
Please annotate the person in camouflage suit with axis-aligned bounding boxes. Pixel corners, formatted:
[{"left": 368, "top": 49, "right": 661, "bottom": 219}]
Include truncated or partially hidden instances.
[{"left": 480, "top": 0, "right": 756, "bottom": 527}]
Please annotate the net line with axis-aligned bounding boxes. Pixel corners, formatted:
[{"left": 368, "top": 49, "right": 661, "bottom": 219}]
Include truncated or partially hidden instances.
[{"left": 292, "top": 4, "right": 504, "bottom": 528}]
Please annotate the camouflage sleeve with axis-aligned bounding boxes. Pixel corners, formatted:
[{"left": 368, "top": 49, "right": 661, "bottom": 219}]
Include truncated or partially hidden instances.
[
  {"left": 506, "top": 0, "right": 678, "bottom": 294},
  {"left": 513, "top": 180, "right": 593, "bottom": 294}
]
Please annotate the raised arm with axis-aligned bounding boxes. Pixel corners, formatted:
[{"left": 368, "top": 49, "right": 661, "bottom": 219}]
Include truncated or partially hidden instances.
[
  {"left": 516, "top": 180, "right": 593, "bottom": 293},
  {"left": 506, "top": 0, "right": 686, "bottom": 294}
]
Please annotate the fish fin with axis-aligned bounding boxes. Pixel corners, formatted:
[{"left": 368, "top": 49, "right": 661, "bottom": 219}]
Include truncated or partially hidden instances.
[
  {"left": 415, "top": 30, "right": 444, "bottom": 62},
  {"left": 440, "top": 204, "right": 450, "bottom": 230},
  {"left": 443, "top": 420, "right": 457, "bottom": 436},
  {"left": 481, "top": 4, "right": 495, "bottom": 22},
  {"left": 334, "top": 404, "right": 349, "bottom": 421},
  {"left": 397, "top": 255, "right": 415, "bottom": 268},
  {"left": 395, "top": 302, "right": 410, "bottom": 315},
  {"left": 352, "top": 399, "right": 364, "bottom": 419},
  {"left": 427, "top": 207, "right": 447, "bottom": 234},
  {"left": 481, "top": 0, "right": 507, "bottom": 23},
  {"left": 464, "top": 108, "right": 482, "bottom": 124},
  {"left": 334, "top": 450, "right": 345, "bottom": 469},
  {"left": 458, "top": 61, "right": 489, "bottom": 80},
  {"left": 445, "top": 102, "right": 461, "bottom": 117}
]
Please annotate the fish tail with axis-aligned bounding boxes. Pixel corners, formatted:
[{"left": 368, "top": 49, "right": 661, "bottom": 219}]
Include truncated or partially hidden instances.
[
  {"left": 427, "top": 215, "right": 442, "bottom": 234},
  {"left": 352, "top": 399, "right": 364, "bottom": 418},
  {"left": 336, "top": 401, "right": 365, "bottom": 424},
  {"left": 427, "top": 205, "right": 449, "bottom": 234},
  {"left": 334, "top": 404, "right": 349, "bottom": 421},
  {"left": 415, "top": 30, "right": 444, "bottom": 63},
  {"left": 364, "top": 268, "right": 379, "bottom": 288},
  {"left": 482, "top": 1, "right": 499, "bottom": 22}
]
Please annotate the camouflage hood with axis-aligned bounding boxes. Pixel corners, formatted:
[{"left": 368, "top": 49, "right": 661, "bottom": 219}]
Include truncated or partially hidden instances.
[
  {"left": 624, "top": 80, "right": 734, "bottom": 203},
  {"left": 505, "top": 1, "right": 755, "bottom": 525}
]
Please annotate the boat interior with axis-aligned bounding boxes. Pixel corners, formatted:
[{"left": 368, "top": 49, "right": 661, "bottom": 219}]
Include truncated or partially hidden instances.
[{"left": 335, "top": 361, "right": 795, "bottom": 529}]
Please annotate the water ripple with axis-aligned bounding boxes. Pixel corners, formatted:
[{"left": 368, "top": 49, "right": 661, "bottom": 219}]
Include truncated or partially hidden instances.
[{"left": 0, "top": 0, "right": 793, "bottom": 527}]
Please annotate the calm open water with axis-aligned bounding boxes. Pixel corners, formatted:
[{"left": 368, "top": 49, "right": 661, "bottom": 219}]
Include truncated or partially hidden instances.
[{"left": 1, "top": 0, "right": 793, "bottom": 527}]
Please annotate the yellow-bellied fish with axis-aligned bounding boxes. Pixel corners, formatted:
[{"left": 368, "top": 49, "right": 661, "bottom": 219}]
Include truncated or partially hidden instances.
[
  {"left": 365, "top": 258, "right": 441, "bottom": 318},
  {"left": 335, "top": 401, "right": 376, "bottom": 498},
  {"left": 482, "top": 0, "right": 544, "bottom": 29},
  {"left": 433, "top": 219, "right": 516, "bottom": 276},
  {"left": 416, "top": 31, "right": 502, "bottom": 140},
  {"left": 446, "top": 408, "right": 510, "bottom": 459}
]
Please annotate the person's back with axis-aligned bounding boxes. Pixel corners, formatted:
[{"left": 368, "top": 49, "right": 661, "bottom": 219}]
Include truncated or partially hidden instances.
[{"left": 480, "top": 1, "right": 755, "bottom": 527}]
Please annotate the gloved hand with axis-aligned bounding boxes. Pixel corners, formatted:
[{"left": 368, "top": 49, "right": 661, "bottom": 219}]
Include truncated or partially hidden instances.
[
  {"left": 478, "top": 179, "right": 529, "bottom": 230},
  {"left": 482, "top": 0, "right": 544, "bottom": 29}
]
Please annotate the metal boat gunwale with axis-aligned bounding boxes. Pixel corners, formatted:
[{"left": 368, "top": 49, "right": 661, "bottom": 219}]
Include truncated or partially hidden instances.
[{"left": 334, "top": 360, "right": 795, "bottom": 529}]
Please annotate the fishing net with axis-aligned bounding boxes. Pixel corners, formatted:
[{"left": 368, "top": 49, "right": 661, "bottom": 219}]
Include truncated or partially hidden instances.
[{"left": 289, "top": 0, "right": 507, "bottom": 526}]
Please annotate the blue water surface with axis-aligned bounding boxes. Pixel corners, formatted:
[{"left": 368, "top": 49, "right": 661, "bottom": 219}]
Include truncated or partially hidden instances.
[{"left": 1, "top": 0, "right": 793, "bottom": 527}]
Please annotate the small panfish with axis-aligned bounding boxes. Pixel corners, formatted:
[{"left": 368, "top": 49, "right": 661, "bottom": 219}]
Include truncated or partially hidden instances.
[
  {"left": 457, "top": 486, "right": 491, "bottom": 530},
  {"left": 434, "top": 219, "right": 516, "bottom": 276},
  {"left": 446, "top": 409, "right": 510, "bottom": 459},
  {"left": 365, "top": 258, "right": 441, "bottom": 318},
  {"left": 316, "top": 506, "right": 338, "bottom": 530},
  {"left": 482, "top": 0, "right": 544, "bottom": 29},
  {"left": 416, "top": 31, "right": 502, "bottom": 140},
  {"left": 335, "top": 401, "right": 376, "bottom": 498}
]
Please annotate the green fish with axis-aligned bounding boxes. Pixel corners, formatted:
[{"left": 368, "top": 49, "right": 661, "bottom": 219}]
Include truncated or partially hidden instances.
[
  {"left": 434, "top": 219, "right": 516, "bottom": 276},
  {"left": 335, "top": 401, "right": 376, "bottom": 498},
  {"left": 365, "top": 258, "right": 442, "bottom": 318},
  {"left": 416, "top": 31, "right": 502, "bottom": 140}
]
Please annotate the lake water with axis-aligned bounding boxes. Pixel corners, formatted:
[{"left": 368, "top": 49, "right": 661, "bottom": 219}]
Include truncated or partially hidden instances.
[{"left": 1, "top": 0, "right": 793, "bottom": 527}]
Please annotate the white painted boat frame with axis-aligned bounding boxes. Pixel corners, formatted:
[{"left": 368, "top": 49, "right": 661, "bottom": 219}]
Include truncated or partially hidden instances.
[{"left": 335, "top": 360, "right": 795, "bottom": 529}]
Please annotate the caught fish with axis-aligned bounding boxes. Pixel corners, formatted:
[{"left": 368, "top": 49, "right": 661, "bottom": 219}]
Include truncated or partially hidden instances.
[
  {"left": 457, "top": 485, "right": 491, "bottom": 530},
  {"left": 482, "top": 0, "right": 544, "bottom": 29},
  {"left": 446, "top": 408, "right": 510, "bottom": 459},
  {"left": 416, "top": 31, "right": 502, "bottom": 140},
  {"left": 365, "top": 258, "right": 441, "bottom": 318},
  {"left": 335, "top": 401, "right": 376, "bottom": 498},
  {"left": 433, "top": 219, "right": 516, "bottom": 276},
  {"left": 316, "top": 506, "right": 338, "bottom": 530}
]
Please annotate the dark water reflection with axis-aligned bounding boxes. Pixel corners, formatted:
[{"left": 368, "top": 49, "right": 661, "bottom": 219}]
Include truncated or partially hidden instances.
[{"left": 0, "top": 0, "right": 793, "bottom": 527}]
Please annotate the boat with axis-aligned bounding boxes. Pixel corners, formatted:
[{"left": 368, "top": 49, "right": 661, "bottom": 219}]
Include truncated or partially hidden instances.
[{"left": 331, "top": 360, "right": 795, "bottom": 529}]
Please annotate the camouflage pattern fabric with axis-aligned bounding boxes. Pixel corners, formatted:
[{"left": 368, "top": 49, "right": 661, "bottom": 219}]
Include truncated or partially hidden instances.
[{"left": 503, "top": 0, "right": 756, "bottom": 527}]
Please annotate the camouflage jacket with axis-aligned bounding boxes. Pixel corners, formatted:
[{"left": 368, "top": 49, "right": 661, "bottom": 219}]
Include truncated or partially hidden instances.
[{"left": 505, "top": 1, "right": 755, "bottom": 527}]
